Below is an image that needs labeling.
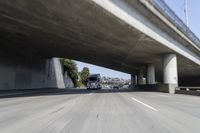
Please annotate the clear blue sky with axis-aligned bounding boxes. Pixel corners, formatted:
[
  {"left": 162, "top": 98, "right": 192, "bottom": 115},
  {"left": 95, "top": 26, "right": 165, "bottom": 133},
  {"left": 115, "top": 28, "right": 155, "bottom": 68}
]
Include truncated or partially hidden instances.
[
  {"left": 75, "top": 0, "right": 200, "bottom": 79},
  {"left": 165, "top": 0, "right": 200, "bottom": 37},
  {"left": 75, "top": 61, "right": 130, "bottom": 79}
]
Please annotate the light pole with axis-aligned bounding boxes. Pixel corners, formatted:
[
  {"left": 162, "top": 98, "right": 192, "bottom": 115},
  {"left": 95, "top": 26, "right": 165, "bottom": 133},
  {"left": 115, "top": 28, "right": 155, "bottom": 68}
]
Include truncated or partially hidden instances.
[{"left": 184, "top": 0, "right": 189, "bottom": 27}]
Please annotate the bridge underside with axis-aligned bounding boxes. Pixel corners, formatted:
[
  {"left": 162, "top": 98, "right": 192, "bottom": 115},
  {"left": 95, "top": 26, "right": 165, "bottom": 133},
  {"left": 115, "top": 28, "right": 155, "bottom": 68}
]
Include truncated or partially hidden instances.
[{"left": 0, "top": 0, "right": 200, "bottom": 88}]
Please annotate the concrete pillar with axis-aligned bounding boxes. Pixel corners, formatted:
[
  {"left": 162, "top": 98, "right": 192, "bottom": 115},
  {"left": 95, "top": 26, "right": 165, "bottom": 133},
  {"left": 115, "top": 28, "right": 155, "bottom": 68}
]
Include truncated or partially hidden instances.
[
  {"left": 137, "top": 68, "right": 144, "bottom": 85},
  {"left": 163, "top": 54, "right": 178, "bottom": 94},
  {"left": 131, "top": 74, "right": 136, "bottom": 88},
  {"left": 147, "top": 64, "right": 156, "bottom": 85}
]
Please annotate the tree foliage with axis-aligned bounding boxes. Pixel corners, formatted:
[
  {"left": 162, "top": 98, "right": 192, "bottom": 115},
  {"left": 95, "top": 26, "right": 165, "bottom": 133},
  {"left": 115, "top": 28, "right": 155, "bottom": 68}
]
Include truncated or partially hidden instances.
[
  {"left": 80, "top": 67, "right": 90, "bottom": 86},
  {"left": 60, "top": 58, "right": 79, "bottom": 87}
]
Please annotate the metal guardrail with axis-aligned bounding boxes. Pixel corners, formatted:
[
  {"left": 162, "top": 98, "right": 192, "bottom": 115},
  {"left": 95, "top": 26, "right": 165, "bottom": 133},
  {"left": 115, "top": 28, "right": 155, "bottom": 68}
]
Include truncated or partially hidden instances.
[
  {"left": 147, "top": 0, "right": 200, "bottom": 48},
  {"left": 176, "top": 87, "right": 200, "bottom": 91}
]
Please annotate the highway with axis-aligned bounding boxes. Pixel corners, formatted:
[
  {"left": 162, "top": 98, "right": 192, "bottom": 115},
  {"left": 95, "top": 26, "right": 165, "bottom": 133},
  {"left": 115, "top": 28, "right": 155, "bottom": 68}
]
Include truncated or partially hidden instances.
[{"left": 0, "top": 89, "right": 200, "bottom": 133}]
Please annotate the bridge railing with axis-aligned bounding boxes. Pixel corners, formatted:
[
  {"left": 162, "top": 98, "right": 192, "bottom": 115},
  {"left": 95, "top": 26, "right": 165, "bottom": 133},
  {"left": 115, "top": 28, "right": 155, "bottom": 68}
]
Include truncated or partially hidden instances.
[{"left": 147, "top": 0, "right": 200, "bottom": 48}]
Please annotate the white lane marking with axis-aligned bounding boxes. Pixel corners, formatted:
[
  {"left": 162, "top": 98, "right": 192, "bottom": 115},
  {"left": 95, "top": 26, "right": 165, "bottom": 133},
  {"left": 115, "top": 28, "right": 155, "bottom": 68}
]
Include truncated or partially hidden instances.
[{"left": 131, "top": 97, "right": 158, "bottom": 112}]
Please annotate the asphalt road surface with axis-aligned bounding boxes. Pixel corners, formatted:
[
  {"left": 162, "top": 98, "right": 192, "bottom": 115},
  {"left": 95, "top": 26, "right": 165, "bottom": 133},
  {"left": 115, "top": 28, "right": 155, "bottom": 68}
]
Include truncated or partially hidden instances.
[{"left": 0, "top": 89, "right": 200, "bottom": 133}]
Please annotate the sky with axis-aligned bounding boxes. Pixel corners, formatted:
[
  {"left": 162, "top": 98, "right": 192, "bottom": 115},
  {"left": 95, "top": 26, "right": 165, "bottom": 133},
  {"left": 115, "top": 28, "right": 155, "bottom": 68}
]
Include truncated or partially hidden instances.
[
  {"left": 165, "top": 0, "right": 200, "bottom": 37},
  {"left": 75, "top": 61, "right": 130, "bottom": 79},
  {"left": 75, "top": 0, "right": 200, "bottom": 79}
]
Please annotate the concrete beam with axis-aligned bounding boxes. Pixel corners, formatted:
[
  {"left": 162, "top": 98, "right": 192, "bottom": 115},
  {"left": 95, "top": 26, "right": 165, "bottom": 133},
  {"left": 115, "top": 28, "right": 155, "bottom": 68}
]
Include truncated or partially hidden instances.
[{"left": 91, "top": 0, "right": 200, "bottom": 66}]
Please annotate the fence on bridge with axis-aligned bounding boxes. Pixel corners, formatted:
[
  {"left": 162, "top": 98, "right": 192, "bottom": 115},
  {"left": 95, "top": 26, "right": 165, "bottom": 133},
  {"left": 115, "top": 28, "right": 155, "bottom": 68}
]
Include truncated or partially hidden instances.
[{"left": 147, "top": 0, "right": 200, "bottom": 48}]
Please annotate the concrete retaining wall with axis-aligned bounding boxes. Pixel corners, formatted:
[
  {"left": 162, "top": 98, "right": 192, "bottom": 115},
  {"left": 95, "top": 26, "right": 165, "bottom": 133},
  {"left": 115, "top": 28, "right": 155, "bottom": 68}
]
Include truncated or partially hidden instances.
[
  {"left": 0, "top": 54, "right": 66, "bottom": 90},
  {"left": 176, "top": 90, "right": 200, "bottom": 96},
  {"left": 64, "top": 71, "right": 74, "bottom": 88},
  {"left": 45, "top": 58, "right": 65, "bottom": 89},
  {"left": 136, "top": 84, "right": 169, "bottom": 93}
]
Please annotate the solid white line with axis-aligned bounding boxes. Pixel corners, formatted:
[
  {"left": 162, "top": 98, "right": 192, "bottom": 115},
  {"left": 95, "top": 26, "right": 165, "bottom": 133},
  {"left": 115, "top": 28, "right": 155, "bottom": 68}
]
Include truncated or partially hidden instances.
[{"left": 131, "top": 97, "right": 158, "bottom": 112}]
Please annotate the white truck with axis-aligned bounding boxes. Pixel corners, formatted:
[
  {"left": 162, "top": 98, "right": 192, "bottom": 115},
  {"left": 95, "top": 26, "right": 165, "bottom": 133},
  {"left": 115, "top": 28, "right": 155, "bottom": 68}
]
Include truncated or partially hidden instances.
[{"left": 87, "top": 74, "right": 102, "bottom": 90}]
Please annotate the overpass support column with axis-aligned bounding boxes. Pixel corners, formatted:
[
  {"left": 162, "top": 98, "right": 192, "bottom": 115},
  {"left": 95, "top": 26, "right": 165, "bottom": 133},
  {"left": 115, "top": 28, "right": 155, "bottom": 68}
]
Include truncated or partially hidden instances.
[
  {"left": 147, "top": 64, "right": 156, "bottom": 85},
  {"left": 131, "top": 74, "right": 137, "bottom": 89},
  {"left": 163, "top": 54, "right": 178, "bottom": 94},
  {"left": 138, "top": 68, "right": 144, "bottom": 85}
]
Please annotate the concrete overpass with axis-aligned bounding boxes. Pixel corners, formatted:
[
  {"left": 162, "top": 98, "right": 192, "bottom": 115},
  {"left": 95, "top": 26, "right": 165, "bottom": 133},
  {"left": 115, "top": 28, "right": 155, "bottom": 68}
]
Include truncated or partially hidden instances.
[{"left": 0, "top": 0, "right": 200, "bottom": 93}]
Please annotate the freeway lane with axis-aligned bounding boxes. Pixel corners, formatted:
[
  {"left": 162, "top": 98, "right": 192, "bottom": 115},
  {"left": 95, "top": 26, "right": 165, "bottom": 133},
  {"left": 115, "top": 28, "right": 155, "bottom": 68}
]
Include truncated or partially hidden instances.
[{"left": 0, "top": 89, "right": 200, "bottom": 133}]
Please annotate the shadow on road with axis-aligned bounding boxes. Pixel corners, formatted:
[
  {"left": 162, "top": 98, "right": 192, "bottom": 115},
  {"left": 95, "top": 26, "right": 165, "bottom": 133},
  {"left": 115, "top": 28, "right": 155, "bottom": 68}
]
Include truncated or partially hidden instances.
[{"left": 0, "top": 88, "right": 135, "bottom": 99}]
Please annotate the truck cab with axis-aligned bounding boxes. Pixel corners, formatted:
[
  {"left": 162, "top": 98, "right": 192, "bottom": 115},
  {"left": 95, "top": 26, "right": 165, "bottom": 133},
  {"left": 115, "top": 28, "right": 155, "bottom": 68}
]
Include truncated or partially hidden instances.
[{"left": 87, "top": 74, "right": 102, "bottom": 90}]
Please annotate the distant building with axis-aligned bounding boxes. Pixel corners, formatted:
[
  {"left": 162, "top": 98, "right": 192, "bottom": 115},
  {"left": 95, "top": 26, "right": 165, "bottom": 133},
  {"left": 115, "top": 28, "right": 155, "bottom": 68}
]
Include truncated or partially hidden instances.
[{"left": 101, "top": 76, "right": 130, "bottom": 85}]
